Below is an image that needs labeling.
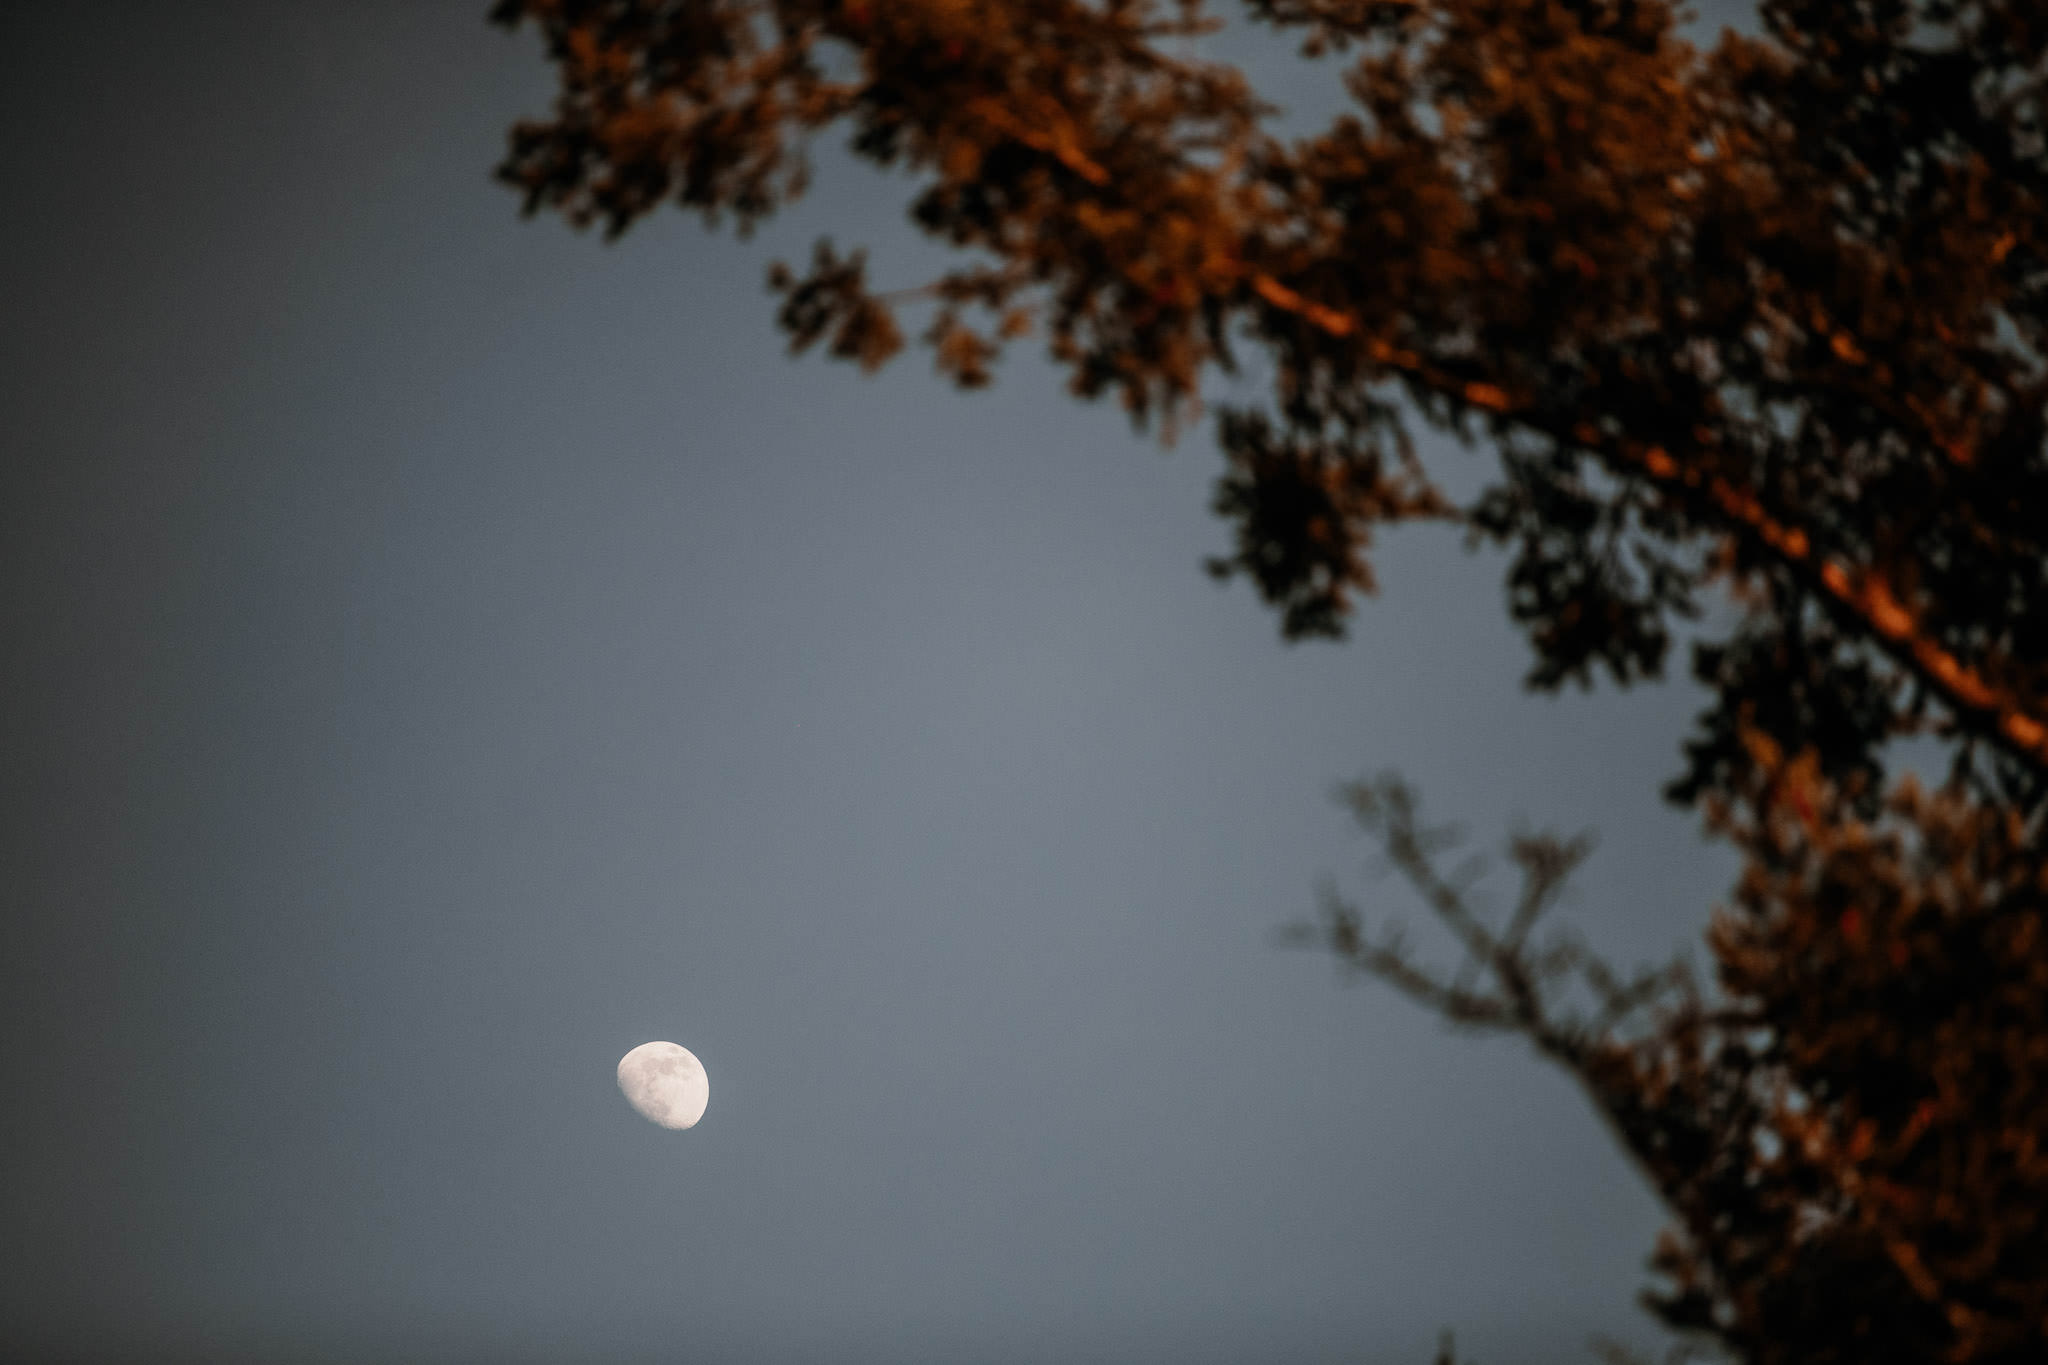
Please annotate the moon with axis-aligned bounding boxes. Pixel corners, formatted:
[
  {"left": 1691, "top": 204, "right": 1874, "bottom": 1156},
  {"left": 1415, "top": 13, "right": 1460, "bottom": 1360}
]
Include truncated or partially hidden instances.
[{"left": 617, "top": 1041, "right": 709, "bottom": 1130}]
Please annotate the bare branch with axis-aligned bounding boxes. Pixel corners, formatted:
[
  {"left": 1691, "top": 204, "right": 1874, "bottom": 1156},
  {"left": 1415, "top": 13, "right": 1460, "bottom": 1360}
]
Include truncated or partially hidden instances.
[{"left": 1307, "top": 774, "right": 1677, "bottom": 1069}]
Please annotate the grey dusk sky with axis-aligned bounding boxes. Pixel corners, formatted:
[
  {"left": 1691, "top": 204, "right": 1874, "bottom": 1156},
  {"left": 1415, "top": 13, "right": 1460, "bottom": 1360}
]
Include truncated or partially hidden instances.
[{"left": 3, "top": 4, "right": 1755, "bottom": 1362}]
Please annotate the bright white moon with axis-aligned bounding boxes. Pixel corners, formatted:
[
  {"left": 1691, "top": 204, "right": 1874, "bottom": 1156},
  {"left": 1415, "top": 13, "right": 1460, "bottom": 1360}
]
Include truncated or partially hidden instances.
[{"left": 617, "top": 1041, "right": 709, "bottom": 1130}]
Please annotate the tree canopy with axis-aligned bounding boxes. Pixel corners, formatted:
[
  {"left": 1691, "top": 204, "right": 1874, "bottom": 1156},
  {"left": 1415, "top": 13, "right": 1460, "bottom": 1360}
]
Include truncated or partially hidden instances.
[{"left": 493, "top": 1, "right": 2047, "bottom": 1359}]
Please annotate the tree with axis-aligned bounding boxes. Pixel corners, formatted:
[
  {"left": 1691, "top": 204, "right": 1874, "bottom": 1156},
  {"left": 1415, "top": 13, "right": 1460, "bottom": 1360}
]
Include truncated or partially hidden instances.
[{"left": 490, "top": 1, "right": 2047, "bottom": 1358}]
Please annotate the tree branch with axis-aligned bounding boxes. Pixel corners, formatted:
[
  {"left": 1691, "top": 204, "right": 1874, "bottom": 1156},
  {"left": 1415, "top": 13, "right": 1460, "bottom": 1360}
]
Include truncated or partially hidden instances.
[
  {"left": 1247, "top": 274, "right": 2048, "bottom": 777},
  {"left": 1300, "top": 775, "right": 1669, "bottom": 1069}
]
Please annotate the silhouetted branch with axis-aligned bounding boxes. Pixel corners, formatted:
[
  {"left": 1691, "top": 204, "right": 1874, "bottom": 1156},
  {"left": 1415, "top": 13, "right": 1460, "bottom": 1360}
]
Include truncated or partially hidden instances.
[{"left": 1294, "top": 773, "right": 1679, "bottom": 1069}]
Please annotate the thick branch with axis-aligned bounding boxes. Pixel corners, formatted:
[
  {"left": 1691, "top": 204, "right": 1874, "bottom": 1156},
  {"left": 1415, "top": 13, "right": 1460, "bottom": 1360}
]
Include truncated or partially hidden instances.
[{"left": 1249, "top": 274, "right": 2048, "bottom": 776}]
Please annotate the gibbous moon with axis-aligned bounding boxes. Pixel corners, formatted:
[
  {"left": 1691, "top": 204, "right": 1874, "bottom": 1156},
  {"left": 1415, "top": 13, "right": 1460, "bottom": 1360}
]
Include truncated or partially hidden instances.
[{"left": 617, "top": 1041, "right": 709, "bottom": 1130}]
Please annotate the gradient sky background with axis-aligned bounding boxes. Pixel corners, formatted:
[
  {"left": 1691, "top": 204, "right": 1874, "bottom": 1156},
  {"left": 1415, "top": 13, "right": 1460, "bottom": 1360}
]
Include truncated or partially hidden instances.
[{"left": 4, "top": 4, "right": 1757, "bottom": 1362}]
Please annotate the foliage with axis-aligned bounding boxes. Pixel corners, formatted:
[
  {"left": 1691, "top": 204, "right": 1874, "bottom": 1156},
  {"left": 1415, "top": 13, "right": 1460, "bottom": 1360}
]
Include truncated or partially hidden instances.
[{"left": 492, "top": 0, "right": 2048, "bottom": 1358}]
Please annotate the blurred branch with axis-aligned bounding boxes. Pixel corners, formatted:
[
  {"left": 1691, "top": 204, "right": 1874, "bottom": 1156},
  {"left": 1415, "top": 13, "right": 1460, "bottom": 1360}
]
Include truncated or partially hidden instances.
[{"left": 1288, "top": 773, "right": 1687, "bottom": 1069}]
